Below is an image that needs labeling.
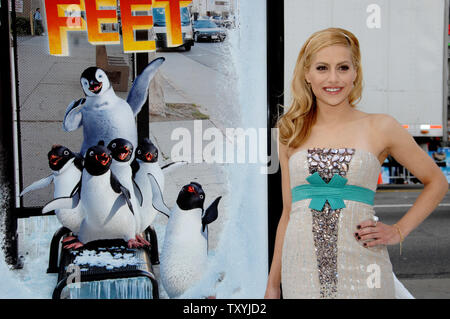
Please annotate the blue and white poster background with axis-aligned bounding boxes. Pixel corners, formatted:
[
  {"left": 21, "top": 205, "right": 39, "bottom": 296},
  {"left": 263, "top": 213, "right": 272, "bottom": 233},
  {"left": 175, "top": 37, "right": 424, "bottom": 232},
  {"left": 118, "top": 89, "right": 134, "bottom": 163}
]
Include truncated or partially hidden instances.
[{"left": 0, "top": 0, "right": 269, "bottom": 298}]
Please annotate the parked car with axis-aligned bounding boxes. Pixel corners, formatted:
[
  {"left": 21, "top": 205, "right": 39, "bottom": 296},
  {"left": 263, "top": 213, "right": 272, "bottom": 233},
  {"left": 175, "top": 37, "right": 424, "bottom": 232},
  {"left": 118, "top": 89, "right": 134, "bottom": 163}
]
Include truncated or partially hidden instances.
[
  {"left": 211, "top": 16, "right": 224, "bottom": 27},
  {"left": 193, "top": 20, "right": 226, "bottom": 42}
]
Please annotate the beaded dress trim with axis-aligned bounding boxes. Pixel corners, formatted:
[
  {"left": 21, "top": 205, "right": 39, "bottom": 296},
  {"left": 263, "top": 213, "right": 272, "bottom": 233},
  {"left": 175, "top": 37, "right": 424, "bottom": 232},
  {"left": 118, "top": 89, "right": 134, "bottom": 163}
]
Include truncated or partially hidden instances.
[{"left": 307, "top": 148, "right": 355, "bottom": 298}]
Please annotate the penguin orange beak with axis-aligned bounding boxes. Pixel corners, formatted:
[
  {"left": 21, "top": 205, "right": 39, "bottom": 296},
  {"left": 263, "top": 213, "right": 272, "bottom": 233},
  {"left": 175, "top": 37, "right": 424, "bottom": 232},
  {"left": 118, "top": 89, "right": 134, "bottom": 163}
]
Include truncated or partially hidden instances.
[
  {"left": 95, "top": 153, "right": 110, "bottom": 166},
  {"left": 118, "top": 147, "right": 130, "bottom": 161},
  {"left": 145, "top": 152, "right": 153, "bottom": 161},
  {"left": 187, "top": 186, "right": 197, "bottom": 194},
  {"left": 49, "top": 155, "right": 61, "bottom": 166}
]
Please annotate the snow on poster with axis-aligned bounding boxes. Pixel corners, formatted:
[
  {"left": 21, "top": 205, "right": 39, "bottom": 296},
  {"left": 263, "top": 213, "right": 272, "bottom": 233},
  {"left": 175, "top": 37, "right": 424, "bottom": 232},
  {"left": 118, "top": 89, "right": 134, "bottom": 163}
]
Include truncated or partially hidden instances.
[{"left": 0, "top": 0, "right": 269, "bottom": 299}]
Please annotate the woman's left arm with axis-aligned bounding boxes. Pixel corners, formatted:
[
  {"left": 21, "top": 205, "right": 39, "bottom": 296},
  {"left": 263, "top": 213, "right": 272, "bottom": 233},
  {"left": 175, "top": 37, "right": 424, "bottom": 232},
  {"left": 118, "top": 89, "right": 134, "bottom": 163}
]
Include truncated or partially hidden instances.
[{"left": 358, "top": 114, "right": 448, "bottom": 247}]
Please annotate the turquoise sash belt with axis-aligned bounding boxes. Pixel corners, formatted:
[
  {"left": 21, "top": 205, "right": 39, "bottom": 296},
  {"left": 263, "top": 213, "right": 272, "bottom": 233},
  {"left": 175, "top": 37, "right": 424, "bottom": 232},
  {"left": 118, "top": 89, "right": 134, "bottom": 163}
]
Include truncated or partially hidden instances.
[{"left": 291, "top": 172, "right": 375, "bottom": 210}]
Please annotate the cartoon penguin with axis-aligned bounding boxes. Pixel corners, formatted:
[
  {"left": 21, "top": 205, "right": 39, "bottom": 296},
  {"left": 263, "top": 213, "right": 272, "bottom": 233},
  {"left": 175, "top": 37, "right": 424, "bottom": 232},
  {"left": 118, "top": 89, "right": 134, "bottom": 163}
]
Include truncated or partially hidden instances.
[
  {"left": 63, "top": 58, "right": 165, "bottom": 156},
  {"left": 44, "top": 141, "right": 138, "bottom": 249},
  {"left": 131, "top": 157, "right": 166, "bottom": 236},
  {"left": 107, "top": 138, "right": 135, "bottom": 196},
  {"left": 131, "top": 138, "right": 186, "bottom": 218},
  {"left": 130, "top": 169, "right": 163, "bottom": 240},
  {"left": 20, "top": 145, "right": 84, "bottom": 234},
  {"left": 160, "top": 182, "right": 221, "bottom": 298},
  {"left": 107, "top": 138, "right": 148, "bottom": 246}
]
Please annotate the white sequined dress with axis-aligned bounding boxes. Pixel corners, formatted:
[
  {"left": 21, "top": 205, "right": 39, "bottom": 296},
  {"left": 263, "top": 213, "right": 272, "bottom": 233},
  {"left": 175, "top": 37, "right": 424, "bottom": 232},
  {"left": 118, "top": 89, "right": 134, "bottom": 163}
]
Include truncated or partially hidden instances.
[{"left": 281, "top": 148, "right": 396, "bottom": 298}]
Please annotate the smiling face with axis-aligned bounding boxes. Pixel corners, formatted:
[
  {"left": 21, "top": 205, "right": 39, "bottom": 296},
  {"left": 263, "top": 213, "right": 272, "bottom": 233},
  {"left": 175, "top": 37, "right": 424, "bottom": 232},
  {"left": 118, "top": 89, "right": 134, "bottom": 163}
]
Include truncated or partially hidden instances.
[
  {"left": 47, "top": 145, "right": 75, "bottom": 171},
  {"left": 305, "top": 45, "right": 357, "bottom": 109},
  {"left": 80, "top": 67, "right": 110, "bottom": 97},
  {"left": 84, "top": 142, "right": 112, "bottom": 176},
  {"left": 107, "top": 138, "right": 134, "bottom": 163},
  {"left": 136, "top": 138, "right": 158, "bottom": 163}
]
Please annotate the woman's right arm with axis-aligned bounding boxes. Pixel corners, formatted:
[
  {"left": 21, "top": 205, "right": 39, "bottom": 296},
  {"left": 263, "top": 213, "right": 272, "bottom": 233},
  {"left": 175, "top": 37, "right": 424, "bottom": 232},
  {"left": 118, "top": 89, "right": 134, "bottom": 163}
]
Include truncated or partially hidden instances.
[{"left": 264, "top": 141, "right": 292, "bottom": 299}]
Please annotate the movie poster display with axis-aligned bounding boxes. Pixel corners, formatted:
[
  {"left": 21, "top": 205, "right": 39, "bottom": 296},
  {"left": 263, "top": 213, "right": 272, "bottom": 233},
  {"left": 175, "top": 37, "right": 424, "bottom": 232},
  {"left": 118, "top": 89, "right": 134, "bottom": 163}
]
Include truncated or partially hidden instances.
[{"left": 1, "top": 0, "right": 269, "bottom": 299}]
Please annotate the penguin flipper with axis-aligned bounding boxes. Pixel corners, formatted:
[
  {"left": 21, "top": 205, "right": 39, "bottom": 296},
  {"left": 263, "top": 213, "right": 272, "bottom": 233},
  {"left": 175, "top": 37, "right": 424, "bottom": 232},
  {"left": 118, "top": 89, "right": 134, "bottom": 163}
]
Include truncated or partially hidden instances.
[
  {"left": 42, "top": 193, "right": 80, "bottom": 214},
  {"left": 70, "top": 180, "right": 82, "bottom": 198},
  {"left": 103, "top": 195, "right": 130, "bottom": 225},
  {"left": 63, "top": 98, "right": 85, "bottom": 132},
  {"left": 127, "top": 57, "right": 165, "bottom": 116},
  {"left": 147, "top": 173, "right": 170, "bottom": 218},
  {"left": 110, "top": 172, "right": 122, "bottom": 194},
  {"left": 121, "top": 186, "right": 134, "bottom": 215},
  {"left": 110, "top": 173, "right": 134, "bottom": 214},
  {"left": 202, "top": 196, "right": 222, "bottom": 232},
  {"left": 20, "top": 175, "right": 54, "bottom": 196},
  {"left": 130, "top": 159, "right": 139, "bottom": 179},
  {"left": 133, "top": 179, "right": 144, "bottom": 207},
  {"left": 161, "top": 161, "right": 188, "bottom": 175}
]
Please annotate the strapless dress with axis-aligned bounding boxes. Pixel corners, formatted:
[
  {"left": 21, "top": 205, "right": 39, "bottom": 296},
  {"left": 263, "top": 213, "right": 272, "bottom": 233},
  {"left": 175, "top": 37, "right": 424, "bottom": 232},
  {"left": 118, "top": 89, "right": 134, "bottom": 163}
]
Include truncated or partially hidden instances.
[{"left": 281, "top": 148, "right": 396, "bottom": 298}]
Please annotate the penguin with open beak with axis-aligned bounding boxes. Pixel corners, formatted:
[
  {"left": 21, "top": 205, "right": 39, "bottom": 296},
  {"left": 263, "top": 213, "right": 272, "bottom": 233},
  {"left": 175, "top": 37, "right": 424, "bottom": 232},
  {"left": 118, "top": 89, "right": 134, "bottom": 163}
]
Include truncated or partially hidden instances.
[
  {"left": 160, "top": 182, "right": 221, "bottom": 298},
  {"left": 21, "top": 145, "right": 84, "bottom": 235},
  {"left": 107, "top": 138, "right": 149, "bottom": 247},
  {"left": 43, "top": 141, "right": 140, "bottom": 249},
  {"left": 131, "top": 138, "right": 187, "bottom": 221},
  {"left": 63, "top": 58, "right": 165, "bottom": 157}
]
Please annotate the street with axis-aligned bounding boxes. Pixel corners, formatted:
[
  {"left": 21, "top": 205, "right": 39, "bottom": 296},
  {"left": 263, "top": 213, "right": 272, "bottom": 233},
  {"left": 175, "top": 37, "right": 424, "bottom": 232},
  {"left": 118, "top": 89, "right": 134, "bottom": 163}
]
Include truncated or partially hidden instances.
[
  {"left": 155, "top": 39, "right": 240, "bottom": 131},
  {"left": 374, "top": 189, "right": 450, "bottom": 298},
  {"left": 375, "top": 190, "right": 450, "bottom": 278},
  {"left": 183, "top": 42, "right": 232, "bottom": 75}
]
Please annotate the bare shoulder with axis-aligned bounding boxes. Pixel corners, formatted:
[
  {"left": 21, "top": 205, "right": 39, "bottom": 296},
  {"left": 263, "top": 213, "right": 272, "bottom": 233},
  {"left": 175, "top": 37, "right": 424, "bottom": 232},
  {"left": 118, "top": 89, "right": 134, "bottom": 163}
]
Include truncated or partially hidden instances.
[
  {"left": 364, "top": 113, "right": 400, "bottom": 129},
  {"left": 365, "top": 113, "right": 416, "bottom": 161},
  {"left": 348, "top": 111, "right": 397, "bottom": 128},
  {"left": 371, "top": 113, "right": 400, "bottom": 125},
  {"left": 354, "top": 113, "right": 405, "bottom": 158},
  {"left": 363, "top": 113, "right": 404, "bottom": 141}
]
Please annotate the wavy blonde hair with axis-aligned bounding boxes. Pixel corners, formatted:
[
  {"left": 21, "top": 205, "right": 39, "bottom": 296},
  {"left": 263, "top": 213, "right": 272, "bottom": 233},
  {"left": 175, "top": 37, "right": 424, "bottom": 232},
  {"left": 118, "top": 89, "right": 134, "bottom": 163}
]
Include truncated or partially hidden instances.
[{"left": 277, "top": 27, "right": 363, "bottom": 149}]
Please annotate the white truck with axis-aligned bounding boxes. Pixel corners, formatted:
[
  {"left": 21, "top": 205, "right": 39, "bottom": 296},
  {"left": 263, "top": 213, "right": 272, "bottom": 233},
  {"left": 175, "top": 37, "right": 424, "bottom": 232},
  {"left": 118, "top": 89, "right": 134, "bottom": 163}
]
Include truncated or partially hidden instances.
[
  {"left": 153, "top": 6, "right": 195, "bottom": 51},
  {"left": 284, "top": 0, "right": 449, "bottom": 183}
]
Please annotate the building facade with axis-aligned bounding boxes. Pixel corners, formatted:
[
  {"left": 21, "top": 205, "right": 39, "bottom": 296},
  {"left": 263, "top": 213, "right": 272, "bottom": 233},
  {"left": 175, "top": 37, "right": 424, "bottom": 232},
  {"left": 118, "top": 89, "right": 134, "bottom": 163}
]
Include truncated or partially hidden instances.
[{"left": 191, "top": 0, "right": 236, "bottom": 17}]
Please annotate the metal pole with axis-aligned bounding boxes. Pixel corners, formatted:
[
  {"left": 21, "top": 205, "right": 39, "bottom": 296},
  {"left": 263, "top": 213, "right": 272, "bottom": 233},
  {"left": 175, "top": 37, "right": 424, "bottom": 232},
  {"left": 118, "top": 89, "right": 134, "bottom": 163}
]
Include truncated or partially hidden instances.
[
  {"left": 443, "top": 0, "right": 449, "bottom": 145},
  {"left": 135, "top": 30, "right": 150, "bottom": 144},
  {"left": 266, "top": 0, "right": 284, "bottom": 271},
  {"left": 0, "top": 0, "right": 20, "bottom": 268}
]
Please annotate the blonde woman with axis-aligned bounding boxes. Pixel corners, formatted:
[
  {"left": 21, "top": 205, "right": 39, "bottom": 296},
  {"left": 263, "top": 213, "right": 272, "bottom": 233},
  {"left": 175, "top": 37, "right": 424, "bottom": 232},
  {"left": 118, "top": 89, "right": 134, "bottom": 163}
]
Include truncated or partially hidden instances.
[{"left": 265, "top": 28, "right": 448, "bottom": 299}]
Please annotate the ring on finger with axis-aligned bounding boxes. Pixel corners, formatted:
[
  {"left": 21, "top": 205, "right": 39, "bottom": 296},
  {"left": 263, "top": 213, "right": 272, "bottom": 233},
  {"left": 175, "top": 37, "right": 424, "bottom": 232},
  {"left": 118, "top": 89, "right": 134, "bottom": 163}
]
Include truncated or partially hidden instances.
[{"left": 373, "top": 215, "right": 379, "bottom": 227}]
